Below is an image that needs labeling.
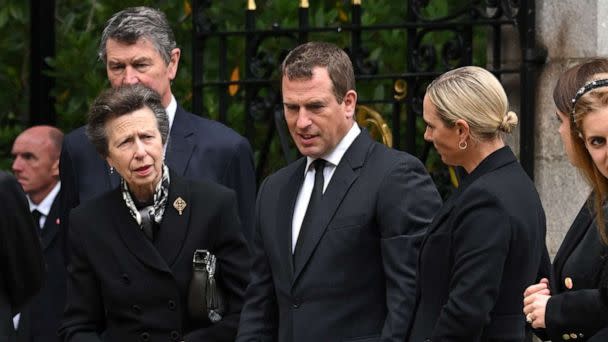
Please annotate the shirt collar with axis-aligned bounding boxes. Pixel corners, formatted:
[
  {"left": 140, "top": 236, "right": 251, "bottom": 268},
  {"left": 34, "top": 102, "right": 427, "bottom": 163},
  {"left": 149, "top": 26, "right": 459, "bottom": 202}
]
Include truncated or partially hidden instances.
[
  {"left": 28, "top": 182, "right": 61, "bottom": 216},
  {"left": 305, "top": 122, "right": 361, "bottom": 171},
  {"left": 166, "top": 95, "right": 177, "bottom": 130}
]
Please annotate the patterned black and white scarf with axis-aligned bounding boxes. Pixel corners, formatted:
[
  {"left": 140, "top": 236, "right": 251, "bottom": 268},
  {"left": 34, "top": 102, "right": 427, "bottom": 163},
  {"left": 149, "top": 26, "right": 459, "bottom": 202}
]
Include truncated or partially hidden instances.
[{"left": 121, "top": 164, "right": 170, "bottom": 229}]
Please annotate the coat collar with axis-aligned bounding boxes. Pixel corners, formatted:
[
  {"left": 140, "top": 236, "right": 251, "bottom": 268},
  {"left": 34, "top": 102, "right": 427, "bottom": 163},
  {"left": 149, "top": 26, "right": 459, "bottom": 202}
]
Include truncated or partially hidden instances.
[
  {"left": 40, "top": 195, "right": 61, "bottom": 250},
  {"left": 423, "top": 146, "right": 518, "bottom": 238},
  {"left": 551, "top": 196, "right": 595, "bottom": 287},
  {"left": 291, "top": 131, "right": 372, "bottom": 285},
  {"left": 277, "top": 159, "right": 307, "bottom": 280},
  {"left": 112, "top": 169, "right": 190, "bottom": 274},
  {"left": 165, "top": 105, "right": 195, "bottom": 177}
]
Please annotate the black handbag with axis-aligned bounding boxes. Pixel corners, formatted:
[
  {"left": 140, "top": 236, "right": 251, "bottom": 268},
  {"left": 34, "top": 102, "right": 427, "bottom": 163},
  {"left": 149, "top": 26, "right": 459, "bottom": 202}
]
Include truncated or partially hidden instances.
[{"left": 187, "top": 249, "right": 226, "bottom": 323}]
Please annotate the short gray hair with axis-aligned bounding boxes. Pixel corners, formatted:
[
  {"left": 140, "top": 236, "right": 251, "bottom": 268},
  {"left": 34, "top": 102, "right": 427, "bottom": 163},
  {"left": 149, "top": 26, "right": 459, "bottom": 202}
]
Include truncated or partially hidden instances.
[
  {"left": 86, "top": 84, "right": 169, "bottom": 158},
  {"left": 99, "top": 6, "right": 177, "bottom": 65}
]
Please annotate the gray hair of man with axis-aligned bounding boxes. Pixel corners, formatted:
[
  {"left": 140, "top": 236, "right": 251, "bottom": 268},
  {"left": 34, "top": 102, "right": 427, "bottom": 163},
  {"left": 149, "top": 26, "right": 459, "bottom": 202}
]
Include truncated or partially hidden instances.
[
  {"left": 98, "top": 6, "right": 177, "bottom": 65},
  {"left": 86, "top": 84, "right": 170, "bottom": 158}
]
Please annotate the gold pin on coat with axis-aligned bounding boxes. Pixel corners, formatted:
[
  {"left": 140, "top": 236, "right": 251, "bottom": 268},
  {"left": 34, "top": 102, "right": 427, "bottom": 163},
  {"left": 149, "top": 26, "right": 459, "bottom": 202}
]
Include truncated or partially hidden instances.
[
  {"left": 173, "top": 197, "right": 187, "bottom": 215},
  {"left": 564, "top": 277, "right": 573, "bottom": 290}
]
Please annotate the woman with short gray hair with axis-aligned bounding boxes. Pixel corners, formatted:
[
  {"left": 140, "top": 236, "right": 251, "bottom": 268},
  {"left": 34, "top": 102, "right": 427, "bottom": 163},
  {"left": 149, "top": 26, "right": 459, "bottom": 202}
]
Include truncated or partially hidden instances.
[{"left": 59, "top": 84, "right": 249, "bottom": 342}]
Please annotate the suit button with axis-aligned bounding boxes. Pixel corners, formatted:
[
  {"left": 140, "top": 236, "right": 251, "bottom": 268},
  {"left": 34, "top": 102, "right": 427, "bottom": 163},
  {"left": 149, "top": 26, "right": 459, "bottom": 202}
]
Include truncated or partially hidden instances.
[
  {"left": 139, "top": 332, "right": 150, "bottom": 341},
  {"left": 122, "top": 273, "right": 130, "bottom": 285},
  {"left": 132, "top": 304, "right": 142, "bottom": 315},
  {"left": 564, "top": 277, "right": 573, "bottom": 289},
  {"left": 562, "top": 333, "right": 571, "bottom": 340},
  {"left": 168, "top": 300, "right": 176, "bottom": 310},
  {"left": 570, "top": 333, "right": 578, "bottom": 339},
  {"left": 579, "top": 333, "right": 584, "bottom": 339},
  {"left": 170, "top": 331, "right": 180, "bottom": 340},
  {"left": 292, "top": 303, "right": 299, "bottom": 309}
]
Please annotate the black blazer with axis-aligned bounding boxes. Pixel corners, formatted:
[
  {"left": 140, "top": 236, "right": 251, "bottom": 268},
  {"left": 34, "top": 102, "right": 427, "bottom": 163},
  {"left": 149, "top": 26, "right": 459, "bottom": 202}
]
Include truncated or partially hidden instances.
[
  {"left": 17, "top": 193, "right": 66, "bottom": 342},
  {"left": 0, "top": 172, "right": 45, "bottom": 342},
  {"left": 59, "top": 104, "right": 256, "bottom": 241},
  {"left": 236, "top": 130, "right": 442, "bottom": 342},
  {"left": 408, "top": 146, "right": 549, "bottom": 342},
  {"left": 535, "top": 199, "right": 608, "bottom": 341},
  {"left": 58, "top": 171, "right": 250, "bottom": 342}
]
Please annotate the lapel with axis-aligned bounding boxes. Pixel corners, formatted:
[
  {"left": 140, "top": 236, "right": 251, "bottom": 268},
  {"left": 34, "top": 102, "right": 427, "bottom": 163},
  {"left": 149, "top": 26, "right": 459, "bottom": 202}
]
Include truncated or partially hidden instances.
[
  {"left": 40, "top": 195, "right": 61, "bottom": 250},
  {"left": 551, "top": 196, "right": 594, "bottom": 286},
  {"left": 165, "top": 105, "right": 195, "bottom": 177},
  {"left": 277, "top": 159, "right": 307, "bottom": 280},
  {"left": 111, "top": 188, "right": 171, "bottom": 274},
  {"left": 154, "top": 171, "right": 192, "bottom": 268},
  {"left": 292, "top": 132, "right": 370, "bottom": 284}
]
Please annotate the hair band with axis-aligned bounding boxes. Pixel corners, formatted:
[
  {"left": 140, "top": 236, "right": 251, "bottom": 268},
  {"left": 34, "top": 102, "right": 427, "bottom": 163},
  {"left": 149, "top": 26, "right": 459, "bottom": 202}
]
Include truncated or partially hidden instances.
[{"left": 571, "top": 78, "right": 608, "bottom": 115}]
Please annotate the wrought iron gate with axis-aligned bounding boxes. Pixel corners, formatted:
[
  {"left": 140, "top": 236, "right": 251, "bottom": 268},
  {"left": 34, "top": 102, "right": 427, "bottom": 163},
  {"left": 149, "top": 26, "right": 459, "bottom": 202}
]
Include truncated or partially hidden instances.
[{"left": 191, "top": 0, "right": 545, "bottom": 190}]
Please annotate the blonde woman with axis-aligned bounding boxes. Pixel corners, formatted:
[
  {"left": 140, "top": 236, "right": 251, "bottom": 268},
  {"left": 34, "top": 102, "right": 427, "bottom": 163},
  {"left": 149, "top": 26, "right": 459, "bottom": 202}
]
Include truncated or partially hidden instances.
[{"left": 407, "top": 66, "right": 550, "bottom": 341}]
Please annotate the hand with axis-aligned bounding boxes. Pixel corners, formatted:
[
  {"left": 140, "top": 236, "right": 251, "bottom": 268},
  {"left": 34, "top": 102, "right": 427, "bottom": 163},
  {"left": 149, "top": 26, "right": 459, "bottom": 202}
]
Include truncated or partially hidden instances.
[
  {"left": 523, "top": 278, "right": 551, "bottom": 297},
  {"left": 523, "top": 280, "right": 550, "bottom": 329}
]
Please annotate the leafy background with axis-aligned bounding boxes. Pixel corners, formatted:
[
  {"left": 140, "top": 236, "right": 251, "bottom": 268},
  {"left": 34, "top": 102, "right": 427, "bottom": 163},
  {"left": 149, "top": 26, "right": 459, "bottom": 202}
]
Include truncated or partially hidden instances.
[{"left": 0, "top": 0, "right": 486, "bottom": 197}]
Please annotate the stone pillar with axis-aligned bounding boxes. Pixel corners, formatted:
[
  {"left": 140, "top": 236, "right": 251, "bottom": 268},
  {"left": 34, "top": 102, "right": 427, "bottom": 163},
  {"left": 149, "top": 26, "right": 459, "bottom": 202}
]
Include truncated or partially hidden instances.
[{"left": 535, "top": 0, "right": 606, "bottom": 256}]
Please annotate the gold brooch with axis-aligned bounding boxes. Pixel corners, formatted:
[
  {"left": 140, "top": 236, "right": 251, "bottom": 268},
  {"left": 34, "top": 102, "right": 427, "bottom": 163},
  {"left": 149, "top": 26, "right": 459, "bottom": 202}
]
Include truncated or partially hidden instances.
[{"left": 173, "top": 197, "right": 187, "bottom": 215}]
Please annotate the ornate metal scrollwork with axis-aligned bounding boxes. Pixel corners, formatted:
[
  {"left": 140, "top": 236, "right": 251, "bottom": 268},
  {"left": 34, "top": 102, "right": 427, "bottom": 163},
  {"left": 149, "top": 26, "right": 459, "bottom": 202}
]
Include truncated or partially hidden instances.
[
  {"left": 394, "top": 79, "right": 407, "bottom": 101},
  {"left": 346, "top": 47, "right": 379, "bottom": 76},
  {"left": 441, "top": 35, "right": 466, "bottom": 69}
]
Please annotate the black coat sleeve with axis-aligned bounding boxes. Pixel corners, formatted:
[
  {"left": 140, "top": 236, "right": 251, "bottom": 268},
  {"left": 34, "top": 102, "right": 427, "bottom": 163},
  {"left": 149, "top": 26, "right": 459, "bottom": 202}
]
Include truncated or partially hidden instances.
[
  {"left": 0, "top": 172, "right": 46, "bottom": 314},
  {"left": 377, "top": 156, "right": 441, "bottom": 341},
  {"left": 235, "top": 178, "right": 279, "bottom": 342}
]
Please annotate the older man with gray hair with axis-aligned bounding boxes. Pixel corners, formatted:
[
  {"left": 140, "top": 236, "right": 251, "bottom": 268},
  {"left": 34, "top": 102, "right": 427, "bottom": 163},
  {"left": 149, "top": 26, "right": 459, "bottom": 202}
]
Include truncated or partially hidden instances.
[{"left": 59, "top": 6, "right": 256, "bottom": 243}]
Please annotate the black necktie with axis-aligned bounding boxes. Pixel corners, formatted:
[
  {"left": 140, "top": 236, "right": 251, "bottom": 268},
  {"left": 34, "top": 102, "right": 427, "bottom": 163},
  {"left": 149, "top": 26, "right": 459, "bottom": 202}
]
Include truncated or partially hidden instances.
[
  {"left": 139, "top": 206, "right": 155, "bottom": 241},
  {"left": 294, "top": 159, "right": 326, "bottom": 265},
  {"left": 31, "top": 209, "right": 42, "bottom": 231}
]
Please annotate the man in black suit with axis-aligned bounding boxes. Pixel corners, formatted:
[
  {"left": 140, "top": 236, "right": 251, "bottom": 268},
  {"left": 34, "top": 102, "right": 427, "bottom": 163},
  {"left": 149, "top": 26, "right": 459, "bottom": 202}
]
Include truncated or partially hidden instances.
[
  {"left": 59, "top": 6, "right": 256, "bottom": 241},
  {"left": 236, "top": 41, "right": 442, "bottom": 341},
  {"left": 11, "top": 125, "right": 65, "bottom": 342},
  {"left": 0, "top": 171, "right": 45, "bottom": 342}
]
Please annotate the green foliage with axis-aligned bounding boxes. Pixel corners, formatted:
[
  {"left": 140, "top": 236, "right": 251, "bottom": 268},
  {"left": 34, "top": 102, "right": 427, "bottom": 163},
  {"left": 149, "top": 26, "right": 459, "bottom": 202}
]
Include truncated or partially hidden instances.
[
  {"left": 0, "top": 0, "right": 29, "bottom": 169},
  {"left": 0, "top": 0, "right": 489, "bottom": 195}
]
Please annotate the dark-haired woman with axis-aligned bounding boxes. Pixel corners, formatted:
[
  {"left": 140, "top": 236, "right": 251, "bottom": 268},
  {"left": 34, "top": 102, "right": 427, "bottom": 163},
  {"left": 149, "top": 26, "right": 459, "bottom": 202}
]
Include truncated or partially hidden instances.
[{"left": 524, "top": 59, "right": 608, "bottom": 341}]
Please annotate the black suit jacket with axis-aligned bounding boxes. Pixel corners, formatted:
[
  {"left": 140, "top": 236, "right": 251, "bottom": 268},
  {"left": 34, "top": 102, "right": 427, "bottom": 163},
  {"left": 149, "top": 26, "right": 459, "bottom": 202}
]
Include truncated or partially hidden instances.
[
  {"left": 17, "top": 192, "right": 66, "bottom": 342},
  {"left": 0, "top": 172, "right": 45, "bottom": 342},
  {"left": 534, "top": 199, "right": 608, "bottom": 341},
  {"left": 236, "top": 131, "right": 442, "bottom": 342},
  {"left": 58, "top": 171, "right": 250, "bottom": 342},
  {"left": 408, "top": 146, "right": 549, "bottom": 342},
  {"left": 59, "top": 104, "right": 256, "bottom": 241}
]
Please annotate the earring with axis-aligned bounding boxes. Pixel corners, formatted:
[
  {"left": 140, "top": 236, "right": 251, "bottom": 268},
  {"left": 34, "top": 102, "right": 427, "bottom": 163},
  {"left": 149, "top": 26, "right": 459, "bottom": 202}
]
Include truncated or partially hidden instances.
[
  {"left": 458, "top": 141, "right": 467, "bottom": 150},
  {"left": 109, "top": 166, "right": 114, "bottom": 174}
]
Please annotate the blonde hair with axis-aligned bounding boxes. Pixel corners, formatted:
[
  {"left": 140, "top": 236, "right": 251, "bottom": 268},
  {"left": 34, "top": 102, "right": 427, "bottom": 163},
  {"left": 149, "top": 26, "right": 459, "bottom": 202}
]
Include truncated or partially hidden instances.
[{"left": 426, "top": 66, "right": 518, "bottom": 140}]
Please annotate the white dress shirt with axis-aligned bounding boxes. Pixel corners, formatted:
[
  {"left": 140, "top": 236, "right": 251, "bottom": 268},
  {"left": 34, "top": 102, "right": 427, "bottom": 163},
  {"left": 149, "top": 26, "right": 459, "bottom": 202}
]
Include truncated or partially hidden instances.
[
  {"left": 27, "top": 182, "right": 61, "bottom": 230},
  {"left": 14, "top": 181, "right": 61, "bottom": 329},
  {"left": 291, "top": 123, "right": 361, "bottom": 252},
  {"left": 163, "top": 95, "right": 177, "bottom": 155}
]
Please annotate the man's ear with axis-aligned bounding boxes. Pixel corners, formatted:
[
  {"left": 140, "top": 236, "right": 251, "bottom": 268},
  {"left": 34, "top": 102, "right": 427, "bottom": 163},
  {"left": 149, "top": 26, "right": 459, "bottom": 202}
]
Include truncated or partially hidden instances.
[
  {"left": 51, "top": 159, "right": 60, "bottom": 178},
  {"left": 167, "top": 48, "right": 181, "bottom": 81},
  {"left": 343, "top": 90, "right": 358, "bottom": 120}
]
